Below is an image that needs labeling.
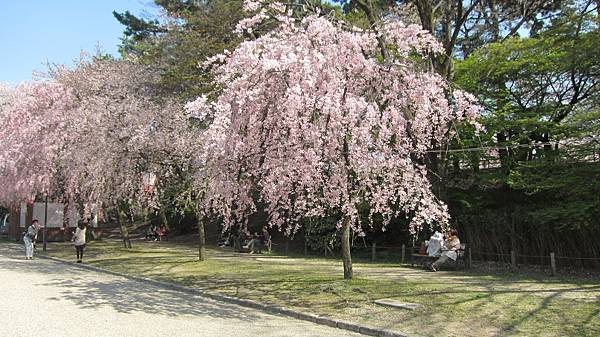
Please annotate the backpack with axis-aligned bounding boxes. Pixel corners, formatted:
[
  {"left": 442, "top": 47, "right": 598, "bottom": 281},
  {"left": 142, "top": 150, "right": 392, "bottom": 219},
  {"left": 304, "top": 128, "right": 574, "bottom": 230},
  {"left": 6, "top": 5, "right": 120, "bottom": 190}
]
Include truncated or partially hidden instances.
[
  {"left": 418, "top": 242, "right": 427, "bottom": 255},
  {"left": 25, "top": 225, "right": 36, "bottom": 239}
]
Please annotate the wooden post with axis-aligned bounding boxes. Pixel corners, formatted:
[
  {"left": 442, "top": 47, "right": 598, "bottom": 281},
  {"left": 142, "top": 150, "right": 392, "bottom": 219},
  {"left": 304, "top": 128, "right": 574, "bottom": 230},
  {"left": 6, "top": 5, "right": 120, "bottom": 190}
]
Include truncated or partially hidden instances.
[
  {"left": 401, "top": 244, "right": 406, "bottom": 264},
  {"left": 550, "top": 252, "right": 556, "bottom": 276},
  {"left": 371, "top": 242, "right": 376, "bottom": 261},
  {"left": 511, "top": 250, "right": 517, "bottom": 269},
  {"left": 468, "top": 248, "right": 472, "bottom": 269},
  {"left": 197, "top": 215, "right": 206, "bottom": 261},
  {"left": 42, "top": 194, "right": 48, "bottom": 251}
]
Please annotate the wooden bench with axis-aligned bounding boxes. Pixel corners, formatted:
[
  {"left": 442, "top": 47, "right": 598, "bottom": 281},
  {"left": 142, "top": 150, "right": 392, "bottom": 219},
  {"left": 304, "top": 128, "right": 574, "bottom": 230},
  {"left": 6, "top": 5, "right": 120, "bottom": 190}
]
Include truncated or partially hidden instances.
[
  {"left": 410, "top": 244, "right": 468, "bottom": 269},
  {"left": 156, "top": 231, "right": 168, "bottom": 241},
  {"left": 410, "top": 252, "right": 436, "bottom": 268}
]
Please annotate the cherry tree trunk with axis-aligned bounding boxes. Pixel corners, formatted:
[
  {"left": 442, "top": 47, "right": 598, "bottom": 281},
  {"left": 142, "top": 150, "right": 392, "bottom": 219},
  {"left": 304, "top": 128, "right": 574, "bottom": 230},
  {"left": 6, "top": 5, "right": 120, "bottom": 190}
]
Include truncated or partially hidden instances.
[
  {"left": 197, "top": 210, "right": 206, "bottom": 261},
  {"left": 342, "top": 216, "right": 353, "bottom": 279},
  {"left": 143, "top": 207, "right": 148, "bottom": 225},
  {"left": 118, "top": 208, "right": 132, "bottom": 249},
  {"left": 160, "top": 207, "right": 170, "bottom": 230}
]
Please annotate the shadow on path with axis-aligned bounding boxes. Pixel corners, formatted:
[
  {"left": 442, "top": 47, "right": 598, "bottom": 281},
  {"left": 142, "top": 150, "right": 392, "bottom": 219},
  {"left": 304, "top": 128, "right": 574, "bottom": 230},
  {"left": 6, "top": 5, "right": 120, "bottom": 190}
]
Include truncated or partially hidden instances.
[{"left": 0, "top": 244, "right": 262, "bottom": 322}]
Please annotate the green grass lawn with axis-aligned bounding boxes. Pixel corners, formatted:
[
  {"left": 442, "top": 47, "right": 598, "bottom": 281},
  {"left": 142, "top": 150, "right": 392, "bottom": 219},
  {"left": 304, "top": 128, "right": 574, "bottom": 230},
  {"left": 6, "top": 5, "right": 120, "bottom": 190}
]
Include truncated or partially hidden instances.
[{"left": 33, "top": 239, "right": 600, "bottom": 337}]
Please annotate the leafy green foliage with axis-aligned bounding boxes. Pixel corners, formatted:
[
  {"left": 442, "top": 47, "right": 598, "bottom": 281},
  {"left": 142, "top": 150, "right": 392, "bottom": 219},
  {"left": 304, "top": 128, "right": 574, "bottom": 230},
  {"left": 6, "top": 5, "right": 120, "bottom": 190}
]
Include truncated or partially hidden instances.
[
  {"left": 447, "top": 1, "right": 600, "bottom": 258},
  {"left": 114, "top": 0, "right": 246, "bottom": 100},
  {"left": 113, "top": 10, "right": 165, "bottom": 55}
]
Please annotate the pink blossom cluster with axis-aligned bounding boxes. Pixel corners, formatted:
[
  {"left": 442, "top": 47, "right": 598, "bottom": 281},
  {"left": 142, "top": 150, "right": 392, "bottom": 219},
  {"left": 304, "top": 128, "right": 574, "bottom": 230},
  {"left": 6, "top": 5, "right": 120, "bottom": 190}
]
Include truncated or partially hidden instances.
[
  {"left": 384, "top": 21, "right": 445, "bottom": 56},
  {"left": 0, "top": 81, "right": 75, "bottom": 204},
  {"left": 50, "top": 59, "right": 195, "bottom": 208},
  {"left": 235, "top": 10, "right": 269, "bottom": 34},
  {"left": 190, "top": 6, "right": 480, "bottom": 235},
  {"left": 235, "top": 0, "right": 291, "bottom": 34},
  {"left": 242, "top": 0, "right": 262, "bottom": 12},
  {"left": 0, "top": 59, "right": 196, "bottom": 213}
]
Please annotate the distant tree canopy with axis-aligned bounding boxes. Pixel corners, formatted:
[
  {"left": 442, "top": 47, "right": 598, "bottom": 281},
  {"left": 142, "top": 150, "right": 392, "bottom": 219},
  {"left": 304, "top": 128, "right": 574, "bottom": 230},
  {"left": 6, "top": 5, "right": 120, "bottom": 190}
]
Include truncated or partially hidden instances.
[
  {"left": 447, "top": 1, "right": 599, "bottom": 257},
  {"left": 334, "top": 0, "right": 563, "bottom": 80},
  {"left": 2, "top": 0, "right": 597, "bottom": 267},
  {"left": 113, "top": 0, "right": 246, "bottom": 99},
  {"left": 453, "top": 2, "right": 598, "bottom": 186},
  {"left": 108, "top": 1, "right": 600, "bottom": 260}
]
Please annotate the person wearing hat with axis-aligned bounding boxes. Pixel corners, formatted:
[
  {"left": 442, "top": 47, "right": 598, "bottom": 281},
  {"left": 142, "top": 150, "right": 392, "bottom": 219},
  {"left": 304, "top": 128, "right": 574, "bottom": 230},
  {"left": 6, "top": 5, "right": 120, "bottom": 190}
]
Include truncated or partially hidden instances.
[{"left": 23, "top": 219, "right": 39, "bottom": 260}]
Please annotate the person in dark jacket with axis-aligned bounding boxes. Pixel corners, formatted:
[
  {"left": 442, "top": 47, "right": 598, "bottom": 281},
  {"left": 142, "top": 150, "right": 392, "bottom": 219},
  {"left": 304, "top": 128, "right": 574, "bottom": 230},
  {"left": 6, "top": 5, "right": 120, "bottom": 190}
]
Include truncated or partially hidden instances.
[{"left": 23, "top": 219, "right": 39, "bottom": 260}]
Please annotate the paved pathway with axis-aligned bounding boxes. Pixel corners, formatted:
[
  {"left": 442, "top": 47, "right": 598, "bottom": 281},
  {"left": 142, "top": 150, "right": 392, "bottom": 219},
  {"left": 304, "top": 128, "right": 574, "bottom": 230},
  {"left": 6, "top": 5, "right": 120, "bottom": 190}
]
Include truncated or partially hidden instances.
[{"left": 0, "top": 245, "right": 361, "bottom": 337}]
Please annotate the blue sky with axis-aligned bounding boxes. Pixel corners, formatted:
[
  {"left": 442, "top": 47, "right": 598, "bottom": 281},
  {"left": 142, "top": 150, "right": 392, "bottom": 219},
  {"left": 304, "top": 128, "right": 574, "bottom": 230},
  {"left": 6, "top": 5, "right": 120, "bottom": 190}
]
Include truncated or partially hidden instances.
[{"left": 0, "top": 0, "right": 159, "bottom": 85}]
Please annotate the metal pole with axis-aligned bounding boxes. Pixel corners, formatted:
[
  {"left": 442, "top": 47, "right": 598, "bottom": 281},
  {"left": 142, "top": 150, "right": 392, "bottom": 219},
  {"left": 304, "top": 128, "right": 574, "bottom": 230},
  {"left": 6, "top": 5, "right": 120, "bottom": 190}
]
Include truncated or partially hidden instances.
[
  {"left": 43, "top": 194, "right": 48, "bottom": 251},
  {"left": 511, "top": 250, "right": 516, "bottom": 269},
  {"left": 401, "top": 244, "right": 406, "bottom": 264},
  {"left": 468, "top": 248, "right": 472, "bottom": 269},
  {"left": 550, "top": 252, "right": 556, "bottom": 276},
  {"left": 371, "top": 242, "right": 376, "bottom": 261}
]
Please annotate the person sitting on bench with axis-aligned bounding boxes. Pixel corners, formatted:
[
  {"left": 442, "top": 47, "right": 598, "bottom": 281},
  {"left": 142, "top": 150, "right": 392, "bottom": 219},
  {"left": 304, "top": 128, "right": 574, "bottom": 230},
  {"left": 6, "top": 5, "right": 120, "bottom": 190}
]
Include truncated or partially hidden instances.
[
  {"left": 155, "top": 225, "right": 168, "bottom": 241},
  {"left": 146, "top": 225, "right": 157, "bottom": 241},
  {"left": 426, "top": 231, "right": 444, "bottom": 257},
  {"left": 429, "top": 229, "right": 461, "bottom": 271},
  {"left": 245, "top": 232, "right": 262, "bottom": 254},
  {"left": 217, "top": 233, "right": 231, "bottom": 247}
]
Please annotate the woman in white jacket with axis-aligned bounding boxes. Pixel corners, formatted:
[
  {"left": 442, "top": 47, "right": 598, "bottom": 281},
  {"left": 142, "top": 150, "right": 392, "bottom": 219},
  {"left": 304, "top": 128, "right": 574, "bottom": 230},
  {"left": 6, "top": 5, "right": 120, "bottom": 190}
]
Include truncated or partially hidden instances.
[{"left": 72, "top": 220, "right": 87, "bottom": 263}]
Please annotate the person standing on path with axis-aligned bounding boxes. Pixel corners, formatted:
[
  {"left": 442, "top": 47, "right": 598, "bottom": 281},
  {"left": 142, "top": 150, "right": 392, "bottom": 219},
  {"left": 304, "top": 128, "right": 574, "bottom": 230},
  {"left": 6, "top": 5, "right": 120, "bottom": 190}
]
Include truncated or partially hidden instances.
[
  {"left": 23, "top": 219, "right": 39, "bottom": 260},
  {"left": 72, "top": 220, "right": 87, "bottom": 263}
]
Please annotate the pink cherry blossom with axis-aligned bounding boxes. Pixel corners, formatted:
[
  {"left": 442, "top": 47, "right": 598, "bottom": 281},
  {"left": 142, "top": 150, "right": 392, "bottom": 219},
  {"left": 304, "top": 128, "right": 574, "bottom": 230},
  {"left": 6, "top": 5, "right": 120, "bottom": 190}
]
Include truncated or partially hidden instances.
[
  {"left": 190, "top": 3, "right": 480, "bottom": 240},
  {"left": 0, "top": 81, "right": 76, "bottom": 205},
  {"left": 0, "top": 59, "right": 197, "bottom": 216}
]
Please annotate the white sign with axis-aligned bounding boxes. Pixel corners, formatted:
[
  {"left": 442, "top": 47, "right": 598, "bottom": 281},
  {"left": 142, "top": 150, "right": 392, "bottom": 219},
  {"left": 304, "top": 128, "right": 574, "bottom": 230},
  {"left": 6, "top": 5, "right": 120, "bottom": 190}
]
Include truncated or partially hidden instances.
[
  {"left": 19, "top": 203, "right": 27, "bottom": 227},
  {"left": 68, "top": 205, "right": 80, "bottom": 228},
  {"left": 67, "top": 203, "right": 99, "bottom": 228},
  {"left": 32, "top": 202, "right": 64, "bottom": 228}
]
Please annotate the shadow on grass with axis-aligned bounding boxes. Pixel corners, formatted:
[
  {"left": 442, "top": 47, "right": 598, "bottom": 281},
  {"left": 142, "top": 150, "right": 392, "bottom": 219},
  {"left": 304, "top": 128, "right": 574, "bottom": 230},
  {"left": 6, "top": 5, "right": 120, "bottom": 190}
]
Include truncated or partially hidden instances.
[
  {"left": 492, "top": 291, "right": 560, "bottom": 337},
  {"left": 45, "top": 243, "right": 600, "bottom": 300}
]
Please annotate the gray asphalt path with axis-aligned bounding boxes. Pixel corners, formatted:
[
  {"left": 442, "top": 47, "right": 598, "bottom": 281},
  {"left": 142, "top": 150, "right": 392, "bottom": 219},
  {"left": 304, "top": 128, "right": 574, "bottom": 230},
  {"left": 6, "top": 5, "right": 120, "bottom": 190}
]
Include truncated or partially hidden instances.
[{"left": 0, "top": 245, "right": 360, "bottom": 337}]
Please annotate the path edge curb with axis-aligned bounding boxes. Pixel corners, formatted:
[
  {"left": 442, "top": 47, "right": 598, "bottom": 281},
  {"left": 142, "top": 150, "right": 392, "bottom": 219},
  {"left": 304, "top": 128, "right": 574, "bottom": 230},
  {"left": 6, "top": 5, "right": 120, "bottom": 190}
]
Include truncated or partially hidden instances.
[{"left": 10, "top": 244, "right": 417, "bottom": 337}]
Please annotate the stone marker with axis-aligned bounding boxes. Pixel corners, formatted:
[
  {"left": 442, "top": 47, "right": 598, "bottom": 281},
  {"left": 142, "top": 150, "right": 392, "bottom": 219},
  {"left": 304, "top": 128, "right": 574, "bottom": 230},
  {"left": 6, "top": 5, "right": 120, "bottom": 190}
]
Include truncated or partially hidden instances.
[{"left": 374, "top": 299, "right": 423, "bottom": 310}]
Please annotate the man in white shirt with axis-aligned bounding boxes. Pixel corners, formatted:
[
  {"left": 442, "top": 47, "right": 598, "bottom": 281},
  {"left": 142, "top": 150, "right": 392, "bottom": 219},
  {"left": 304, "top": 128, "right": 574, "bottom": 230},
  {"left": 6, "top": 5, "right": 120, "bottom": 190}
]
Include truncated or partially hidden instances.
[
  {"left": 430, "top": 229, "right": 461, "bottom": 271},
  {"left": 426, "top": 231, "right": 444, "bottom": 257}
]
